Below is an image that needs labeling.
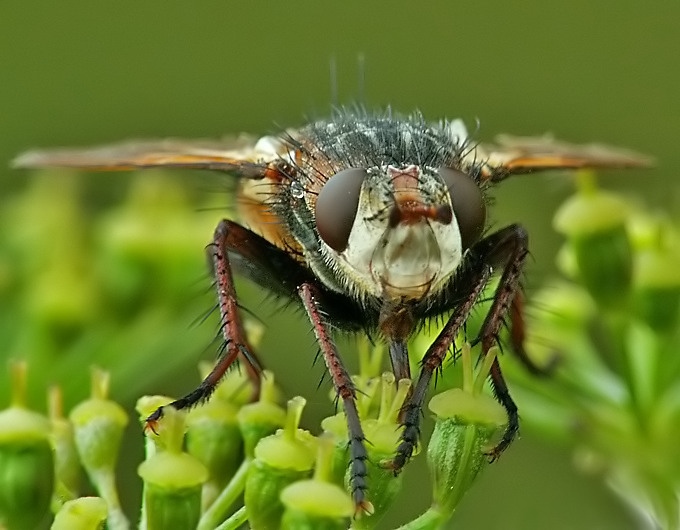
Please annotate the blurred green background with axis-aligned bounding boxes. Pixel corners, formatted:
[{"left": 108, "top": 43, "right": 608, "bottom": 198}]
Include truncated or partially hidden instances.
[{"left": 1, "top": 2, "right": 678, "bottom": 528}]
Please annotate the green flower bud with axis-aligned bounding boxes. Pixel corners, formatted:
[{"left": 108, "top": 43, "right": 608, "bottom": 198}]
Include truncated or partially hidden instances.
[
  {"left": 51, "top": 496, "right": 107, "bottom": 530},
  {"left": 245, "top": 397, "right": 316, "bottom": 530},
  {"left": 280, "top": 435, "right": 353, "bottom": 530},
  {"left": 9, "top": 173, "right": 99, "bottom": 333},
  {"left": 319, "top": 413, "right": 350, "bottom": 488},
  {"left": 633, "top": 224, "right": 680, "bottom": 333},
  {"left": 138, "top": 406, "right": 208, "bottom": 530},
  {"left": 186, "top": 394, "right": 243, "bottom": 508},
  {"left": 553, "top": 175, "right": 632, "bottom": 307},
  {"left": 354, "top": 374, "right": 412, "bottom": 528},
  {"left": 356, "top": 336, "right": 386, "bottom": 382},
  {"left": 426, "top": 345, "right": 506, "bottom": 521},
  {"left": 237, "top": 371, "right": 286, "bottom": 458},
  {"left": 136, "top": 395, "right": 185, "bottom": 456},
  {"left": 96, "top": 173, "right": 215, "bottom": 299},
  {"left": 0, "top": 361, "right": 54, "bottom": 530},
  {"left": 49, "top": 386, "right": 82, "bottom": 507},
  {"left": 69, "top": 368, "right": 129, "bottom": 530}
]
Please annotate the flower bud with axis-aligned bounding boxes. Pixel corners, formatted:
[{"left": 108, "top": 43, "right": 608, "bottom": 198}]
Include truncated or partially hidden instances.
[
  {"left": 0, "top": 361, "right": 54, "bottom": 530},
  {"left": 318, "top": 412, "right": 350, "bottom": 488},
  {"left": 245, "top": 397, "right": 316, "bottom": 529},
  {"left": 138, "top": 405, "right": 208, "bottom": 530},
  {"left": 69, "top": 368, "right": 129, "bottom": 530},
  {"left": 426, "top": 345, "right": 507, "bottom": 520},
  {"left": 553, "top": 175, "right": 632, "bottom": 307},
  {"left": 135, "top": 395, "right": 175, "bottom": 457},
  {"left": 631, "top": 217, "right": 680, "bottom": 334},
  {"left": 11, "top": 173, "right": 99, "bottom": 333},
  {"left": 358, "top": 374, "right": 413, "bottom": 528},
  {"left": 49, "top": 386, "right": 82, "bottom": 506},
  {"left": 51, "top": 496, "right": 107, "bottom": 530},
  {"left": 280, "top": 435, "right": 353, "bottom": 530},
  {"left": 96, "top": 172, "right": 217, "bottom": 302},
  {"left": 186, "top": 393, "right": 243, "bottom": 508},
  {"left": 237, "top": 371, "right": 286, "bottom": 458}
]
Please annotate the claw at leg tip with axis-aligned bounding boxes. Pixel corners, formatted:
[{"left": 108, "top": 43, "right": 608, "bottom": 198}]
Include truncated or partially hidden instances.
[{"left": 354, "top": 500, "right": 374, "bottom": 518}]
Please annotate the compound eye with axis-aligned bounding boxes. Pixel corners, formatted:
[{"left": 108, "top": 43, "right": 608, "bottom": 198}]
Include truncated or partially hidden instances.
[
  {"left": 438, "top": 167, "right": 486, "bottom": 249},
  {"left": 315, "top": 168, "right": 367, "bottom": 252}
]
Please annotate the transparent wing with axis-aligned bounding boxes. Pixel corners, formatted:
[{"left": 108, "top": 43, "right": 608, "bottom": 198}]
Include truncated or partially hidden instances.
[
  {"left": 12, "top": 135, "right": 289, "bottom": 178},
  {"left": 476, "top": 134, "right": 653, "bottom": 182}
]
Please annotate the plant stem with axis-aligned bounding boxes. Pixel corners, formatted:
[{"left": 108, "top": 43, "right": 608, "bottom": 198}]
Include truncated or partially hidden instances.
[
  {"left": 197, "top": 459, "right": 250, "bottom": 530},
  {"left": 395, "top": 506, "right": 446, "bottom": 530},
  {"left": 214, "top": 506, "right": 248, "bottom": 530}
]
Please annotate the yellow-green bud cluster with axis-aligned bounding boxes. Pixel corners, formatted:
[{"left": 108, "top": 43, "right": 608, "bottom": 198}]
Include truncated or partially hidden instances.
[
  {"left": 70, "top": 368, "right": 129, "bottom": 530},
  {"left": 137, "top": 402, "right": 208, "bottom": 530},
  {"left": 245, "top": 396, "right": 316, "bottom": 529},
  {"left": 0, "top": 361, "right": 54, "bottom": 530}
]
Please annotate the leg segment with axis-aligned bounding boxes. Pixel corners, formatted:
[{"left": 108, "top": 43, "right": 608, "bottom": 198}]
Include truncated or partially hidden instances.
[
  {"left": 486, "top": 357, "right": 519, "bottom": 459},
  {"left": 298, "top": 283, "right": 371, "bottom": 514},
  {"left": 146, "top": 220, "right": 261, "bottom": 426},
  {"left": 508, "top": 292, "right": 558, "bottom": 376},
  {"left": 388, "top": 340, "right": 411, "bottom": 382},
  {"left": 474, "top": 224, "right": 528, "bottom": 457}
]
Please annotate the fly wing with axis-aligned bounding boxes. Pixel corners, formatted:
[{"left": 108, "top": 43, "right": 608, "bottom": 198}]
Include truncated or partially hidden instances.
[
  {"left": 475, "top": 134, "right": 653, "bottom": 182},
  {"left": 12, "top": 135, "right": 290, "bottom": 178}
]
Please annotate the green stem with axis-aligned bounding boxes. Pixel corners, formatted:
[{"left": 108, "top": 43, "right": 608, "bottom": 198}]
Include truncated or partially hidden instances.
[
  {"left": 214, "top": 506, "right": 248, "bottom": 530},
  {"left": 395, "top": 506, "right": 446, "bottom": 530},
  {"left": 473, "top": 347, "right": 498, "bottom": 396},
  {"left": 10, "top": 360, "right": 28, "bottom": 408},
  {"left": 91, "top": 469, "right": 129, "bottom": 530},
  {"left": 197, "top": 459, "right": 250, "bottom": 530},
  {"left": 461, "top": 343, "right": 473, "bottom": 394}
]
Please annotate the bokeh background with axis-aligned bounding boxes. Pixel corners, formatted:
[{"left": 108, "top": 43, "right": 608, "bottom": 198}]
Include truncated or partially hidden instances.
[{"left": 1, "top": 2, "right": 678, "bottom": 528}]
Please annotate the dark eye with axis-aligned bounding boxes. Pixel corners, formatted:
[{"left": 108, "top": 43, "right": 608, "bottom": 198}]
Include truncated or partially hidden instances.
[
  {"left": 438, "top": 167, "right": 486, "bottom": 249},
  {"left": 314, "top": 168, "right": 367, "bottom": 252}
]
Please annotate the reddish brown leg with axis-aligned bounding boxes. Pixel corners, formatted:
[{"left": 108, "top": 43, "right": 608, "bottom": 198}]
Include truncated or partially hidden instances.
[
  {"left": 146, "top": 220, "right": 260, "bottom": 426},
  {"left": 508, "top": 292, "right": 559, "bottom": 376},
  {"left": 298, "top": 283, "right": 371, "bottom": 514},
  {"left": 475, "top": 224, "right": 528, "bottom": 458}
]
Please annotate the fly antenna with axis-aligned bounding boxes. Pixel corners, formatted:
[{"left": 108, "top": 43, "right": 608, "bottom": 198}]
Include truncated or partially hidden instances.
[
  {"left": 357, "top": 52, "right": 366, "bottom": 105},
  {"left": 330, "top": 55, "right": 338, "bottom": 108}
]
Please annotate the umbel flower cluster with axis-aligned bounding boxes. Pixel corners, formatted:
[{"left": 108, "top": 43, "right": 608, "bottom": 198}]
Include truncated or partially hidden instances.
[
  {"left": 506, "top": 173, "right": 680, "bottom": 530},
  {"left": 1, "top": 344, "right": 505, "bottom": 529},
  {"left": 1, "top": 170, "right": 678, "bottom": 529}
]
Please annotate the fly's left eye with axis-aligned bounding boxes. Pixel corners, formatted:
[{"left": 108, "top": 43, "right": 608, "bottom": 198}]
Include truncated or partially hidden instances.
[
  {"left": 314, "top": 168, "right": 367, "bottom": 252},
  {"left": 438, "top": 167, "right": 486, "bottom": 249}
]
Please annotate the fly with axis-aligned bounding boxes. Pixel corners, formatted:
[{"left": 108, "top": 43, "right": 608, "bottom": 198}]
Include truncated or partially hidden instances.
[{"left": 13, "top": 109, "right": 650, "bottom": 512}]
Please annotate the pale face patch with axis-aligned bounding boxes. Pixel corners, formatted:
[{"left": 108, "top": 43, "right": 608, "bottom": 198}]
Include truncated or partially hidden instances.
[{"left": 319, "top": 165, "right": 463, "bottom": 302}]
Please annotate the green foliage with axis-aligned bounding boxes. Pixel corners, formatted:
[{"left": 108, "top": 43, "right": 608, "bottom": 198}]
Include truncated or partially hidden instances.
[{"left": 510, "top": 173, "right": 680, "bottom": 530}]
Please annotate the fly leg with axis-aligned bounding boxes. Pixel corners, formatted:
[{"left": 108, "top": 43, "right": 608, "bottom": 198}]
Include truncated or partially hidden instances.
[
  {"left": 298, "top": 282, "right": 371, "bottom": 514},
  {"left": 473, "top": 224, "right": 529, "bottom": 458},
  {"left": 146, "top": 220, "right": 264, "bottom": 427},
  {"left": 391, "top": 224, "right": 529, "bottom": 472},
  {"left": 508, "top": 292, "right": 559, "bottom": 376}
]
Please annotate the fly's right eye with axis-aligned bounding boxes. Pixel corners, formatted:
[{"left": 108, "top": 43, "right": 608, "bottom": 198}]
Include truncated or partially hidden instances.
[{"left": 314, "top": 168, "right": 367, "bottom": 252}]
